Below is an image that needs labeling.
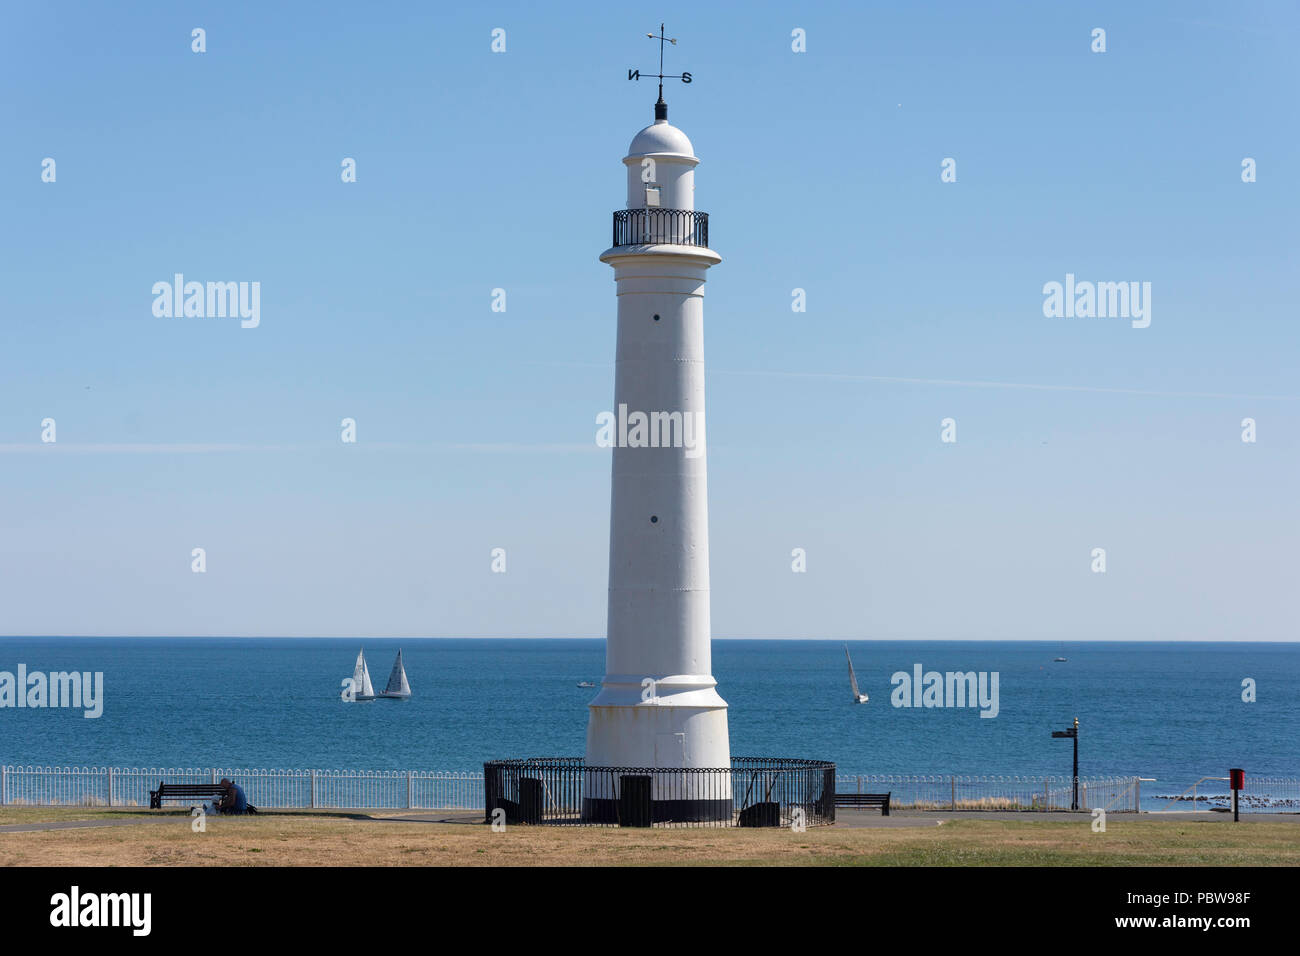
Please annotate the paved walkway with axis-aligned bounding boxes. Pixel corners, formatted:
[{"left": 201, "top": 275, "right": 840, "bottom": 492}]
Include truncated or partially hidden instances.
[{"left": 369, "top": 811, "right": 482, "bottom": 825}]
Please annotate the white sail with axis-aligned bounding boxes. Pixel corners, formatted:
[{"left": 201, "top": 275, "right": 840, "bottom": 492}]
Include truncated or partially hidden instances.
[
  {"left": 352, "top": 649, "right": 375, "bottom": 699},
  {"left": 382, "top": 649, "right": 411, "bottom": 698},
  {"left": 844, "top": 645, "right": 867, "bottom": 702}
]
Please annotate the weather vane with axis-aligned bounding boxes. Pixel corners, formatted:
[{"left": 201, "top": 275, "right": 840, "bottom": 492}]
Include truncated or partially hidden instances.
[{"left": 628, "top": 23, "right": 692, "bottom": 120}]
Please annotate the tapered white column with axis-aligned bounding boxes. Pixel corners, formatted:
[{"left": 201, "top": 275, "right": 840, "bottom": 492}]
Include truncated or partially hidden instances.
[{"left": 584, "top": 109, "right": 730, "bottom": 822}]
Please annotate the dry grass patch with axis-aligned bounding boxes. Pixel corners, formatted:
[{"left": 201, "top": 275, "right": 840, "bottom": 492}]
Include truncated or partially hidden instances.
[{"left": 1, "top": 811, "right": 1296, "bottom": 867}]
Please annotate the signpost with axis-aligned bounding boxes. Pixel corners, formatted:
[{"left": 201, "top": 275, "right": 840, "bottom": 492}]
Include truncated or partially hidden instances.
[{"left": 1051, "top": 717, "right": 1079, "bottom": 810}]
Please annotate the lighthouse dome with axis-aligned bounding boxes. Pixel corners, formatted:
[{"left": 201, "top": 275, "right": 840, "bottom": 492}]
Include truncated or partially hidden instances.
[{"left": 627, "top": 119, "right": 695, "bottom": 158}]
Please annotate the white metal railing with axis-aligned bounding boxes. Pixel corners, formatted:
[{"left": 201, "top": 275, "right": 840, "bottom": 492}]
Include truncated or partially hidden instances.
[
  {"left": 835, "top": 774, "right": 1300, "bottom": 812},
  {"left": 1153, "top": 776, "right": 1300, "bottom": 812},
  {"left": 834, "top": 774, "right": 1143, "bottom": 811},
  {"left": 0, "top": 765, "right": 484, "bottom": 810},
  {"left": 1157, "top": 776, "right": 1228, "bottom": 812},
  {"left": 4, "top": 766, "right": 1295, "bottom": 813}
]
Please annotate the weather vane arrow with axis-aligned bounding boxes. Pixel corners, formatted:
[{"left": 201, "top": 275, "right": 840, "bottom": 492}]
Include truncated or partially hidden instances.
[{"left": 628, "top": 23, "right": 692, "bottom": 120}]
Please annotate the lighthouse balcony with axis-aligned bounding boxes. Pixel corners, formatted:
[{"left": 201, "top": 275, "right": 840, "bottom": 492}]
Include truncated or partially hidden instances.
[{"left": 612, "top": 208, "right": 709, "bottom": 248}]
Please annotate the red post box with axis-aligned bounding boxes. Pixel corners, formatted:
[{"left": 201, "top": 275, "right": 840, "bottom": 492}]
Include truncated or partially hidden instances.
[{"left": 1229, "top": 768, "right": 1245, "bottom": 791}]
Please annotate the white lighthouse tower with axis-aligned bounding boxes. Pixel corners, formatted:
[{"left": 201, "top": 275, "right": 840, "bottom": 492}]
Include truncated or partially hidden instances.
[{"left": 584, "top": 41, "right": 731, "bottom": 822}]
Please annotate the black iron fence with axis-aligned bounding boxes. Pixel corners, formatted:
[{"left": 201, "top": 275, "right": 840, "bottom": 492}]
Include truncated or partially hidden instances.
[
  {"left": 483, "top": 756, "right": 835, "bottom": 828},
  {"left": 611, "top": 208, "right": 709, "bottom": 248}
]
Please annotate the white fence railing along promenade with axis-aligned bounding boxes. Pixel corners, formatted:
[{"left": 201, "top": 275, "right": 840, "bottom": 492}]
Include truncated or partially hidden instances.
[
  {"left": 835, "top": 774, "right": 1143, "bottom": 811},
  {"left": 4, "top": 766, "right": 1296, "bottom": 813},
  {"left": 0, "top": 766, "right": 484, "bottom": 810},
  {"left": 834, "top": 774, "right": 1300, "bottom": 812}
]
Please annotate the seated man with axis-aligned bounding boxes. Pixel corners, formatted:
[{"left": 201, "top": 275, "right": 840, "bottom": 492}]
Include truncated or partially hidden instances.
[{"left": 214, "top": 777, "right": 248, "bottom": 815}]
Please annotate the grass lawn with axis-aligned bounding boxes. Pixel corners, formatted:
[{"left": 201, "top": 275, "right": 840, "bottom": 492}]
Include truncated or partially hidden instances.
[{"left": 2, "top": 808, "right": 1297, "bottom": 866}]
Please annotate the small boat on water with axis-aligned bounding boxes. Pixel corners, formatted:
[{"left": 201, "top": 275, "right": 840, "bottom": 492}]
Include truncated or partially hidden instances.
[
  {"left": 576, "top": 680, "right": 596, "bottom": 688},
  {"left": 1053, "top": 657, "right": 1068, "bottom": 663},
  {"left": 350, "top": 649, "right": 377, "bottom": 701},
  {"left": 379, "top": 649, "right": 412, "bottom": 699},
  {"left": 844, "top": 645, "right": 869, "bottom": 704}
]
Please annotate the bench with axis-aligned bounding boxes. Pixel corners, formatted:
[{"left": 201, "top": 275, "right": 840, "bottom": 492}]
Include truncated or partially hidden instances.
[
  {"left": 834, "top": 792, "right": 891, "bottom": 815},
  {"left": 148, "top": 781, "right": 229, "bottom": 809}
]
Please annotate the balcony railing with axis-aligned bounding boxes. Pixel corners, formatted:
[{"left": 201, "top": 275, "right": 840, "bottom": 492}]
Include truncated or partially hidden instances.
[{"left": 612, "top": 208, "right": 709, "bottom": 248}]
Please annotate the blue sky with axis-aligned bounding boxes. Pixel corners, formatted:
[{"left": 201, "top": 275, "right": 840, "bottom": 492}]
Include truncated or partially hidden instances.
[{"left": 1, "top": 1, "right": 1297, "bottom": 639}]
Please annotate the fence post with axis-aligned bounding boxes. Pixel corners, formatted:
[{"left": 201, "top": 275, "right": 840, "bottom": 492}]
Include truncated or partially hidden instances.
[
  {"left": 1, "top": 766, "right": 6, "bottom": 806},
  {"left": 1134, "top": 777, "right": 1140, "bottom": 812},
  {"left": 857, "top": 775, "right": 861, "bottom": 795},
  {"left": 311, "top": 770, "right": 316, "bottom": 809},
  {"left": 407, "top": 771, "right": 413, "bottom": 809},
  {"left": 1044, "top": 779, "right": 1049, "bottom": 811},
  {"left": 108, "top": 768, "right": 114, "bottom": 807},
  {"left": 951, "top": 776, "right": 956, "bottom": 811},
  {"left": 211, "top": 769, "right": 217, "bottom": 784}
]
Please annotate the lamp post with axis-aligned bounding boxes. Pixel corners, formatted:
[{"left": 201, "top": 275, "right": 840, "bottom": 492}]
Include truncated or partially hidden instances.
[{"left": 1051, "top": 717, "right": 1079, "bottom": 810}]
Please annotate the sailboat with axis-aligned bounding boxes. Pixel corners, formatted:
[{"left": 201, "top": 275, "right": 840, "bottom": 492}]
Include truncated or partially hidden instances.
[
  {"left": 379, "top": 649, "right": 412, "bottom": 699},
  {"left": 349, "top": 648, "right": 377, "bottom": 701},
  {"left": 844, "top": 645, "right": 869, "bottom": 704}
]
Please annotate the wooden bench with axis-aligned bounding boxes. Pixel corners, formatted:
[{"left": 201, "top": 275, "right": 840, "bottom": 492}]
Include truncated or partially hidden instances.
[
  {"left": 149, "top": 781, "right": 228, "bottom": 809},
  {"left": 834, "top": 792, "right": 891, "bottom": 815}
]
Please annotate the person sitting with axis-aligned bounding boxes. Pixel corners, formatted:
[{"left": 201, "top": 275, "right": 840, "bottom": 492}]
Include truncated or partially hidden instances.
[{"left": 214, "top": 778, "right": 249, "bottom": 815}]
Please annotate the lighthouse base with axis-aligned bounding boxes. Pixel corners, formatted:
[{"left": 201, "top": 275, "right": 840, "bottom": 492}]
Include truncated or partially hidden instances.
[
  {"left": 482, "top": 755, "right": 836, "bottom": 828},
  {"left": 581, "top": 793, "right": 733, "bottom": 825},
  {"left": 582, "top": 675, "right": 731, "bottom": 824}
]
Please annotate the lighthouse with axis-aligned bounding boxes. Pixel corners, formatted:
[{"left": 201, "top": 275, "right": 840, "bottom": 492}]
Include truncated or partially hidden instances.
[{"left": 583, "top": 53, "right": 731, "bottom": 822}]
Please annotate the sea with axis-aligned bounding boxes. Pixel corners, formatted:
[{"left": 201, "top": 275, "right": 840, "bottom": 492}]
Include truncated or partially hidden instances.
[{"left": 1, "top": 638, "right": 1295, "bottom": 803}]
